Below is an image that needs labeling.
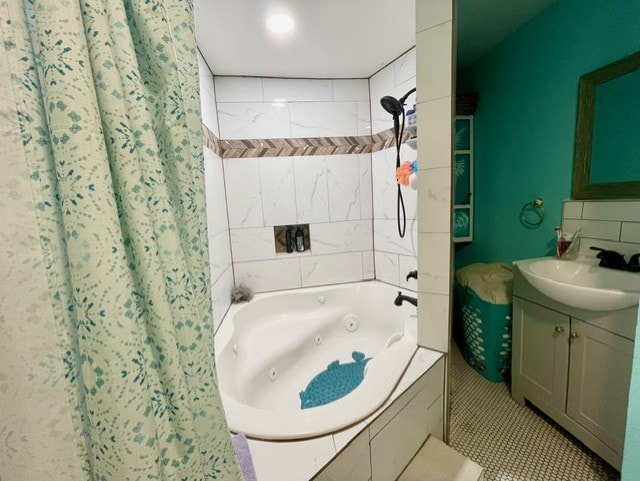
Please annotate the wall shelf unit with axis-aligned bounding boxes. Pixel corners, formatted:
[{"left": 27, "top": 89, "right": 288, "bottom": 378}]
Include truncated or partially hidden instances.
[{"left": 453, "top": 116, "right": 473, "bottom": 243}]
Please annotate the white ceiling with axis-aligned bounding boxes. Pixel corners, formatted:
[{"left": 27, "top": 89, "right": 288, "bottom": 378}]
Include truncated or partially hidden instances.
[
  {"left": 194, "top": 0, "right": 557, "bottom": 79},
  {"left": 194, "top": 0, "right": 416, "bottom": 78}
]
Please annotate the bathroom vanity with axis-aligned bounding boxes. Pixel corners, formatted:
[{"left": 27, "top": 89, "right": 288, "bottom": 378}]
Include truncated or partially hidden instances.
[{"left": 511, "top": 262, "right": 637, "bottom": 470}]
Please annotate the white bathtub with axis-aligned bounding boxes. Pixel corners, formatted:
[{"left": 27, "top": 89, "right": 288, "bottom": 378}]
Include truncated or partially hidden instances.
[{"left": 214, "top": 281, "right": 418, "bottom": 440}]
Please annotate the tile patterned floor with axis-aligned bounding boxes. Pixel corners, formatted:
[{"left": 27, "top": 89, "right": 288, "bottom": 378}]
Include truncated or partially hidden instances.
[{"left": 449, "top": 342, "right": 620, "bottom": 481}]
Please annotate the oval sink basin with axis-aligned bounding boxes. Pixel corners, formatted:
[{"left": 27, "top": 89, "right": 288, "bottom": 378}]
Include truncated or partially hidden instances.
[{"left": 515, "top": 257, "right": 640, "bottom": 311}]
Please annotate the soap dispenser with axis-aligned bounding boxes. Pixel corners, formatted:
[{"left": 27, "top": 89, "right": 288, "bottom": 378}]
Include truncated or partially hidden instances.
[{"left": 295, "top": 226, "right": 305, "bottom": 252}]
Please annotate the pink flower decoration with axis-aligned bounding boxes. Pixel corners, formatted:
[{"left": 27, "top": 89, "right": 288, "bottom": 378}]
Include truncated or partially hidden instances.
[{"left": 396, "top": 161, "right": 414, "bottom": 186}]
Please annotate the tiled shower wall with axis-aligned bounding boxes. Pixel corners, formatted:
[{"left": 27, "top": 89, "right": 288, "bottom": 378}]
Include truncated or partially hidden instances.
[
  {"left": 215, "top": 77, "right": 374, "bottom": 293},
  {"left": 369, "top": 48, "right": 419, "bottom": 291},
  {"left": 198, "top": 52, "right": 234, "bottom": 331},
  {"left": 562, "top": 200, "right": 640, "bottom": 258}
]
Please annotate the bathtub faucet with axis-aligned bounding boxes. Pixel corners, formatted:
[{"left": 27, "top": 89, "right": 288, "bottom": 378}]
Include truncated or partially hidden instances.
[
  {"left": 394, "top": 291, "right": 417, "bottom": 307},
  {"left": 406, "top": 270, "right": 417, "bottom": 281}
]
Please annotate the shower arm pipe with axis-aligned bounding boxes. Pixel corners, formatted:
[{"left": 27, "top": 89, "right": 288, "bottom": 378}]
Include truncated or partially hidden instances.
[{"left": 398, "top": 88, "right": 416, "bottom": 106}]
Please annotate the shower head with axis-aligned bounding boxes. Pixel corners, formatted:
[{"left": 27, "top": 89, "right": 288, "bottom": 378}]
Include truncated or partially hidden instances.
[
  {"left": 380, "top": 96, "right": 404, "bottom": 117},
  {"left": 379, "top": 88, "right": 417, "bottom": 118}
]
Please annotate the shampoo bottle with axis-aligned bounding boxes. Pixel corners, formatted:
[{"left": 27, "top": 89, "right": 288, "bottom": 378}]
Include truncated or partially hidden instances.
[{"left": 295, "top": 227, "right": 305, "bottom": 252}]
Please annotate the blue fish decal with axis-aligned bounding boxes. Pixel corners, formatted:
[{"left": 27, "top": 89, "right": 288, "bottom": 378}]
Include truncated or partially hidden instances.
[{"left": 299, "top": 351, "right": 371, "bottom": 409}]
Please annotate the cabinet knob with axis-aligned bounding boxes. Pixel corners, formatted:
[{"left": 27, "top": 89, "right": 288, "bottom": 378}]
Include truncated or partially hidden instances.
[
  {"left": 554, "top": 326, "right": 564, "bottom": 333},
  {"left": 570, "top": 332, "right": 580, "bottom": 339}
]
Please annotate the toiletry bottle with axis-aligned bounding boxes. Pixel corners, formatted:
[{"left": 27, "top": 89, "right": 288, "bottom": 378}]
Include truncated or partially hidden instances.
[
  {"left": 406, "top": 105, "right": 417, "bottom": 138},
  {"left": 295, "top": 227, "right": 305, "bottom": 252},
  {"left": 285, "top": 228, "right": 293, "bottom": 253},
  {"left": 554, "top": 226, "right": 563, "bottom": 258}
]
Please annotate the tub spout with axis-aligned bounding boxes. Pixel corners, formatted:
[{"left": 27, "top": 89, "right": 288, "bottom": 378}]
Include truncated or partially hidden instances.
[
  {"left": 394, "top": 291, "right": 417, "bottom": 307},
  {"left": 406, "top": 270, "right": 418, "bottom": 281}
]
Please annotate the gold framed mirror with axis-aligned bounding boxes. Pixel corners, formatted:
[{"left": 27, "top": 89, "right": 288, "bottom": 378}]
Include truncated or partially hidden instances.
[{"left": 572, "top": 51, "right": 640, "bottom": 199}]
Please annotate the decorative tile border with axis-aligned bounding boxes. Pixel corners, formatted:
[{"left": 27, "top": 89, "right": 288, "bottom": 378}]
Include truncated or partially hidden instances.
[{"left": 202, "top": 125, "right": 409, "bottom": 159}]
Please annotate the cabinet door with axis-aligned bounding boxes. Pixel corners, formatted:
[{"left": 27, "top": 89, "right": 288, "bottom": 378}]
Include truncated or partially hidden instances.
[
  {"left": 567, "top": 319, "right": 633, "bottom": 454},
  {"left": 512, "top": 298, "right": 569, "bottom": 412}
]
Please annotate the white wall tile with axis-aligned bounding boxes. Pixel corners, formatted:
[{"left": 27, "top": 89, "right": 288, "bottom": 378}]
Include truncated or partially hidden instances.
[
  {"left": 417, "top": 232, "right": 450, "bottom": 295},
  {"left": 214, "top": 77, "right": 264, "bottom": 102},
  {"left": 211, "top": 265, "right": 234, "bottom": 333},
  {"left": 369, "top": 63, "right": 395, "bottom": 103},
  {"left": 374, "top": 219, "right": 418, "bottom": 257},
  {"left": 197, "top": 51, "right": 211, "bottom": 77},
  {"left": 315, "top": 427, "right": 371, "bottom": 481},
  {"left": 563, "top": 219, "right": 621, "bottom": 242},
  {"left": 394, "top": 48, "right": 417, "bottom": 87},
  {"left": 300, "top": 252, "right": 363, "bottom": 287},
  {"left": 310, "top": 220, "right": 373, "bottom": 255},
  {"left": 199, "top": 73, "right": 215, "bottom": 99},
  {"left": 372, "top": 148, "right": 397, "bottom": 220},
  {"left": 416, "top": 21, "right": 452, "bottom": 103},
  {"left": 417, "top": 292, "right": 449, "bottom": 351},
  {"left": 224, "top": 158, "right": 264, "bottom": 228},
  {"left": 621, "top": 223, "right": 640, "bottom": 244},
  {"left": 200, "top": 85, "right": 219, "bottom": 136},
  {"left": 399, "top": 255, "right": 419, "bottom": 291},
  {"left": 427, "top": 396, "right": 445, "bottom": 440},
  {"left": 358, "top": 154, "right": 373, "bottom": 220},
  {"left": 332, "top": 79, "right": 369, "bottom": 102},
  {"left": 578, "top": 237, "right": 640, "bottom": 259},
  {"left": 371, "top": 95, "right": 394, "bottom": 134},
  {"left": 294, "top": 156, "right": 330, "bottom": 224},
  {"left": 230, "top": 227, "right": 275, "bottom": 262},
  {"left": 203, "top": 148, "right": 229, "bottom": 235},
  {"left": 259, "top": 157, "right": 296, "bottom": 226},
  {"left": 356, "top": 101, "right": 372, "bottom": 136},
  {"left": 362, "top": 251, "right": 375, "bottom": 279},
  {"left": 234, "top": 258, "right": 301, "bottom": 293},
  {"left": 402, "top": 177, "right": 419, "bottom": 222},
  {"left": 375, "top": 251, "right": 400, "bottom": 286},
  {"left": 417, "top": 96, "right": 452, "bottom": 169},
  {"left": 370, "top": 385, "right": 429, "bottom": 481},
  {"left": 418, "top": 167, "right": 451, "bottom": 233},
  {"left": 388, "top": 77, "right": 418, "bottom": 107},
  {"left": 289, "top": 102, "right": 359, "bottom": 138},
  {"left": 327, "top": 155, "right": 361, "bottom": 221},
  {"left": 209, "top": 230, "right": 232, "bottom": 283},
  {"left": 217, "top": 102, "right": 291, "bottom": 139},
  {"left": 416, "top": 0, "right": 452, "bottom": 33},
  {"left": 263, "top": 78, "right": 332, "bottom": 102},
  {"left": 562, "top": 201, "right": 583, "bottom": 220},
  {"left": 248, "top": 436, "right": 336, "bottom": 481},
  {"left": 582, "top": 201, "right": 640, "bottom": 222}
]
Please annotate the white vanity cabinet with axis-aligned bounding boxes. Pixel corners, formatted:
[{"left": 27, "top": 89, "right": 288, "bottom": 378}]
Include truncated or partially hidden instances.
[{"left": 512, "top": 268, "right": 636, "bottom": 471}]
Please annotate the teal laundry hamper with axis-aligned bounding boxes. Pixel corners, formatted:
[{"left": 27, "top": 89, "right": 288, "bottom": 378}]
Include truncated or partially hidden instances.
[{"left": 454, "top": 263, "right": 513, "bottom": 383}]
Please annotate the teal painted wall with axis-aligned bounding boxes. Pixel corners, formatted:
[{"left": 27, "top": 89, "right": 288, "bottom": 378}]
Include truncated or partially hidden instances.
[
  {"left": 455, "top": 1, "right": 640, "bottom": 477},
  {"left": 590, "top": 70, "right": 640, "bottom": 184},
  {"left": 455, "top": 0, "right": 640, "bottom": 268}
]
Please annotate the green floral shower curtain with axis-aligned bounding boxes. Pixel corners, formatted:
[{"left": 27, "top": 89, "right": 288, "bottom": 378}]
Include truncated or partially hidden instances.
[{"left": 2, "top": 0, "right": 241, "bottom": 479}]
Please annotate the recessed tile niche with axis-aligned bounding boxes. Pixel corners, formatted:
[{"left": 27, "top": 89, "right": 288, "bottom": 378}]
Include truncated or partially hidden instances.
[{"left": 274, "top": 224, "right": 310, "bottom": 254}]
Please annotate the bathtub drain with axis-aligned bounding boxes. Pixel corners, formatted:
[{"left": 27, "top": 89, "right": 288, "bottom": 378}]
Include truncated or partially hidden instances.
[
  {"left": 314, "top": 334, "right": 322, "bottom": 345},
  {"left": 269, "top": 367, "right": 278, "bottom": 381}
]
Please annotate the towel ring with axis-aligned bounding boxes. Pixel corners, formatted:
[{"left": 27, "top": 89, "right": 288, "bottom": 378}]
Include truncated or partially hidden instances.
[{"left": 521, "top": 198, "right": 545, "bottom": 227}]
